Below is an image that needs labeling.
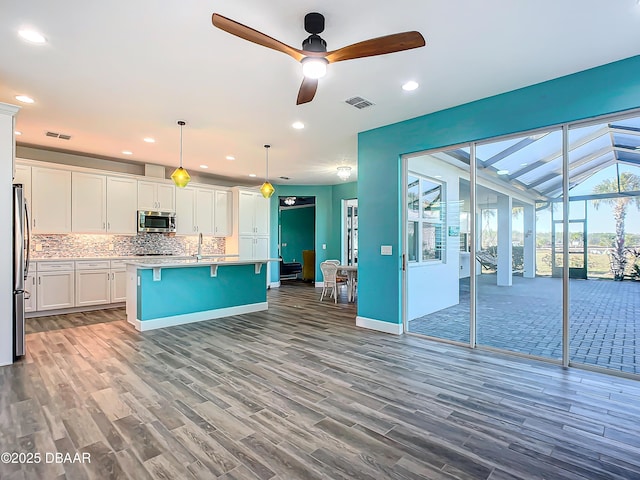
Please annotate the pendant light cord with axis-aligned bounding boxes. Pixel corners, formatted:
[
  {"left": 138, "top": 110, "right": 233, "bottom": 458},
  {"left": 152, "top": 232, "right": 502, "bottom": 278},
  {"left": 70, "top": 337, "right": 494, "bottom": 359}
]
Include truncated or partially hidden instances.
[
  {"left": 264, "top": 144, "right": 270, "bottom": 181},
  {"left": 178, "top": 120, "right": 186, "bottom": 168}
]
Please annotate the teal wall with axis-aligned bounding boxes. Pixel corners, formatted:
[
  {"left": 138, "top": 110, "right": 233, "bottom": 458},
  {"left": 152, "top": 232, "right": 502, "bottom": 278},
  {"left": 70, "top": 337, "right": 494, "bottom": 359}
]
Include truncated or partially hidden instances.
[
  {"left": 269, "top": 182, "right": 357, "bottom": 283},
  {"left": 280, "top": 206, "right": 315, "bottom": 264},
  {"left": 357, "top": 54, "right": 640, "bottom": 325},
  {"left": 138, "top": 264, "right": 267, "bottom": 320}
]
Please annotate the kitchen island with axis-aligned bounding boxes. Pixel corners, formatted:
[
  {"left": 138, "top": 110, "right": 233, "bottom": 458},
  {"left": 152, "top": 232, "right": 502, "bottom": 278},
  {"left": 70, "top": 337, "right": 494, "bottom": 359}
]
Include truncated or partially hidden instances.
[{"left": 125, "top": 257, "right": 280, "bottom": 331}]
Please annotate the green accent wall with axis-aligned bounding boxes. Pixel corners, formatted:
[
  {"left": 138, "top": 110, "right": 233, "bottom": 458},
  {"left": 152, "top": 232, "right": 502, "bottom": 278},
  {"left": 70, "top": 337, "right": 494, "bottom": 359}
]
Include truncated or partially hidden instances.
[
  {"left": 357, "top": 54, "right": 640, "bottom": 325},
  {"left": 280, "top": 206, "right": 315, "bottom": 264},
  {"left": 268, "top": 182, "right": 357, "bottom": 283}
]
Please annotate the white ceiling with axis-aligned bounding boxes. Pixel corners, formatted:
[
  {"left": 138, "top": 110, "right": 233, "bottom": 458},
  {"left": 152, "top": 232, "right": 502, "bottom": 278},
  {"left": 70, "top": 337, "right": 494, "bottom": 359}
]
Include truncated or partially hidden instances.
[{"left": 2, "top": 1, "right": 640, "bottom": 186}]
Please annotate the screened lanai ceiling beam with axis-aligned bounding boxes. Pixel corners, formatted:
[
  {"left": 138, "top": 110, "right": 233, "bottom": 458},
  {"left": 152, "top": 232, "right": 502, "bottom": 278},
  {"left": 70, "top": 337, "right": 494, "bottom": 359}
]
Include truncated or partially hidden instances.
[
  {"left": 540, "top": 159, "right": 615, "bottom": 197},
  {"left": 609, "top": 125, "right": 640, "bottom": 135},
  {"left": 443, "top": 149, "right": 471, "bottom": 165},
  {"left": 481, "top": 133, "right": 549, "bottom": 167},
  {"left": 508, "top": 126, "right": 609, "bottom": 180},
  {"left": 618, "top": 158, "right": 640, "bottom": 166}
]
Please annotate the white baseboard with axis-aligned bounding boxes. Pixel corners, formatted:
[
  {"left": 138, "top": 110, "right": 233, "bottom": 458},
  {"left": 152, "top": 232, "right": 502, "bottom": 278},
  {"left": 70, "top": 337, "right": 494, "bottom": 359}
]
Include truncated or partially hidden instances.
[
  {"left": 130, "top": 302, "right": 268, "bottom": 331},
  {"left": 26, "top": 302, "right": 125, "bottom": 318},
  {"left": 356, "top": 316, "right": 403, "bottom": 335},
  {"left": 315, "top": 281, "right": 323, "bottom": 288},
  {"left": 269, "top": 281, "right": 281, "bottom": 288}
]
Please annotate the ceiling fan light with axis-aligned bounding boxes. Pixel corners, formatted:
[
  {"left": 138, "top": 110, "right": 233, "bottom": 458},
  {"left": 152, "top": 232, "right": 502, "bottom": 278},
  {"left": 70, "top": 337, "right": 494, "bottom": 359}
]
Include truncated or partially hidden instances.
[
  {"left": 301, "top": 57, "right": 328, "bottom": 79},
  {"left": 337, "top": 166, "right": 352, "bottom": 181}
]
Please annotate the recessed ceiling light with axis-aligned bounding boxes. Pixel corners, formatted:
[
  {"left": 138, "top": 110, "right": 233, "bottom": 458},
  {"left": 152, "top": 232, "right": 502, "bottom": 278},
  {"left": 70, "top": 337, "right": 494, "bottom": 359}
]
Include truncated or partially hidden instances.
[
  {"left": 18, "top": 29, "right": 46, "bottom": 44},
  {"left": 520, "top": 163, "right": 528, "bottom": 167},
  {"left": 15, "top": 131, "right": 22, "bottom": 136},
  {"left": 15, "top": 95, "right": 34, "bottom": 104},
  {"left": 143, "top": 137, "right": 155, "bottom": 143},
  {"left": 199, "top": 165, "right": 208, "bottom": 169},
  {"left": 434, "top": 175, "right": 442, "bottom": 178},
  {"left": 225, "top": 155, "right": 235, "bottom": 160},
  {"left": 122, "top": 150, "right": 133, "bottom": 155},
  {"left": 402, "top": 81, "right": 419, "bottom": 91},
  {"left": 248, "top": 173, "right": 257, "bottom": 178},
  {"left": 497, "top": 169, "right": 509, "bottom": 175},
  {"left": 292, "top": 121, "right": 305, "bottom": 130}
]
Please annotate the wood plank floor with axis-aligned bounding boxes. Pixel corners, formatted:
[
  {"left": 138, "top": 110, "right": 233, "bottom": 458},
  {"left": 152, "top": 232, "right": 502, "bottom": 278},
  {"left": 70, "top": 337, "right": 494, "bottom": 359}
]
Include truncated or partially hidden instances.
[{"left": 2, "top": 281, "right": 640, "bottom": 479}]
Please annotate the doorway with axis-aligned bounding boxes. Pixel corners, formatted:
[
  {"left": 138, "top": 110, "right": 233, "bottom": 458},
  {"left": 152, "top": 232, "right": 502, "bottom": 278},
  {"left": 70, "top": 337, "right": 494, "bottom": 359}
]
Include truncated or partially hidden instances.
[
  {"left": 343, "top": 199, "right": 358, "bottom": 265},
  {"left": 278, "top": 196, "right": 316, "bottom": 282}
]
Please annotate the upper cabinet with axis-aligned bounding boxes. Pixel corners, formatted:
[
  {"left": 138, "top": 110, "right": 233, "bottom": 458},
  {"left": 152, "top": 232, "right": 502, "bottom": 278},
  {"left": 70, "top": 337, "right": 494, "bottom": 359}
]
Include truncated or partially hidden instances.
[
  {"left": 106, "top": 176, "right": 137, "bottom": 234},
  {"left": 138, "top": 180, "right": 175, "bottom": 212},
  {"left": 32, "top": 167, "right": 72, "bottom": 233},
  {"left": 175, "top": 186, "right": 231, "bottom": 236},
  {"left": 214, "top": 189, "right": 232, "bottom": 237},
  {"left": 238, "top": 190, "right": 269, "bottom": 236},
  {"left": 72, "top": 173, "right": 138, "bottom": 234},
  {"left": 13, "top": 163, "right": 32, "bottom": 208},
  {"left": 72, "top": 172, "right": 107, "bottom": 233}
]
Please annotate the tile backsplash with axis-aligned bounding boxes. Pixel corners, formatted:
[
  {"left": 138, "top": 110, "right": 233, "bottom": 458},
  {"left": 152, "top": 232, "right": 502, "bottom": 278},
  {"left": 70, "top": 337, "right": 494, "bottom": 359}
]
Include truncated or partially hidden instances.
[{"left": 31, "top": 233, "right": 226, "bottom": 259}]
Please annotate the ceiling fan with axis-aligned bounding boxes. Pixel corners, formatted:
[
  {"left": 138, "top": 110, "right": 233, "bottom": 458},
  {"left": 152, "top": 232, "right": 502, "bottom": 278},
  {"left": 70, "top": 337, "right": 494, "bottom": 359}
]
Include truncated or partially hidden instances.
[{"left": 211, "top": 12, "right": 426, "bottom": 105}]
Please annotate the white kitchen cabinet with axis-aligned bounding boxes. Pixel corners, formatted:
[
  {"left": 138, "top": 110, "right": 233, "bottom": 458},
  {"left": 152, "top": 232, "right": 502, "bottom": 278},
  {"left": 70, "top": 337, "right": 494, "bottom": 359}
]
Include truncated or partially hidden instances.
[
  {"left": 110, "top": 260, "right": 127, "bottom": 303},
  {"left": 138, "top": 180, "right": 175, "bottom": 212},
  {"left": 75, "top": 269, "right": 111, "bottom": 307},
  {"left": 24, "top": 273, "right": 37, "bottom": 313},
  {"left": 106, "top": 176, "right": 137, "bottom": 234},
  {"left": 238, "top": 190, "right": 269, "bottom": 235},
  {"left": 239, "top": 235, "right": 269, "bottom": 260},
  {"left": 31, "top": 167, "right": 72, "bottom": 233},
  {"left": 75, "top": 260, "right": 111, "bottom": 307},
  {"left": 175, "top": 186, "right": 214, "bottom": 235},
  {"left": 36, "top": 262, "right": 75, "bottom": 311},
  {"left": 13, "top": 163, "right": 32, "bottom": 208},
  {"left": 214, "top": 189, "right": 232, "bottom": 236},
  {"left": 72, "top": 172, "right": 107, "bottom": 233}
]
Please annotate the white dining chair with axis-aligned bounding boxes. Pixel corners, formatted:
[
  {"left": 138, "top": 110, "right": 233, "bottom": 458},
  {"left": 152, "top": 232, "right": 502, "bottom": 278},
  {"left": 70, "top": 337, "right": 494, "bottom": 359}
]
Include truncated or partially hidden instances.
[{"left": 319, "top": 261, "right": 346, "bottom": 303}]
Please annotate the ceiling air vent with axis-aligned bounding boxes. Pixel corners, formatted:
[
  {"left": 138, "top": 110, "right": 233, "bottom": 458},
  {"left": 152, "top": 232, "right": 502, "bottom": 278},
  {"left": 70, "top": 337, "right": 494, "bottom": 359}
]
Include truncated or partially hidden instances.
[
  {"left": 45, "top": 131, "right": 72, "bottom": 140},
  {"left": 345, "top": 96, "right": 374, "bottom": 109}
]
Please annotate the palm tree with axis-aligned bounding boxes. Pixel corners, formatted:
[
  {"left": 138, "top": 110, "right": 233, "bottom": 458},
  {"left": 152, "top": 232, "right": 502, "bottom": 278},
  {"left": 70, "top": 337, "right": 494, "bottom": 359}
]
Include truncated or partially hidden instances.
[{"left": 592, "top": 172, "right": 640, "bottom": 279}]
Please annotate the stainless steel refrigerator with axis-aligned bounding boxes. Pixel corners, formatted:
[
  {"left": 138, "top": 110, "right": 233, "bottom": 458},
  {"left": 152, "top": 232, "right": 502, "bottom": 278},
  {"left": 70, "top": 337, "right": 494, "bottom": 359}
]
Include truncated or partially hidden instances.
[{"left": 13, "top": 184, "right": 30, "bottom": 358}]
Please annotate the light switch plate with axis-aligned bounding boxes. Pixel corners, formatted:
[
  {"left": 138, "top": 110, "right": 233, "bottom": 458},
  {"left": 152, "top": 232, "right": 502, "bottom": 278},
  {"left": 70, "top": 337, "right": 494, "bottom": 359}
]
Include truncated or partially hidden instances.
[
  {"left": 322, "top": 244, "right": 326, "bottom": 250},
  {"left": 381, "top": 245, "right": 392, "bottom": 255}
]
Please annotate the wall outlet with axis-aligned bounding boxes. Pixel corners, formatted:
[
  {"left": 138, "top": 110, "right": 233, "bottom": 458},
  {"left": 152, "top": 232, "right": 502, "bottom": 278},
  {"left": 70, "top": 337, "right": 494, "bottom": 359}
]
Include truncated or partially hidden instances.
[
  {"left": 322, "top": 244, "right": 326, "bottom": 250},
  {"left": 35, "top": 244, "right": 43, "bottom": 251}
]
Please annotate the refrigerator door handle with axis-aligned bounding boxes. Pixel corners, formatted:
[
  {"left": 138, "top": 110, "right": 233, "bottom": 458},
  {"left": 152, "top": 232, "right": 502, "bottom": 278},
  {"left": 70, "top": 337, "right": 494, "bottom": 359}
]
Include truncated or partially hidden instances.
[{"left": 24, "top": 200, "right": 31, "bottom": 280}]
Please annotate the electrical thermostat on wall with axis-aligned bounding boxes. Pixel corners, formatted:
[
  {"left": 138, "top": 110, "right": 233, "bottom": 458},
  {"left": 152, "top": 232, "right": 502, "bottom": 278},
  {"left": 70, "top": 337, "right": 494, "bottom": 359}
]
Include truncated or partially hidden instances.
[{"left": 381, "top": 245, "right": 392, "bottom": 255}]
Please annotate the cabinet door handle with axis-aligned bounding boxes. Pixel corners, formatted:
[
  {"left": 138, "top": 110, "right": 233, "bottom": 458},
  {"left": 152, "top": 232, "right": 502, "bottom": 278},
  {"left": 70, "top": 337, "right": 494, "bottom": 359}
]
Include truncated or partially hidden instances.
[
  {"left": 103, "top": 222, "right": 106, "bottom": 229},
  {"left": 38, "top": 277, "right": 41, "bottom": 285},
  {"left": 33, "top": 218, "right": 36, "bottom": 228},
  {"left": 107, "top": 222, "right": 110, "bottom": 230}
]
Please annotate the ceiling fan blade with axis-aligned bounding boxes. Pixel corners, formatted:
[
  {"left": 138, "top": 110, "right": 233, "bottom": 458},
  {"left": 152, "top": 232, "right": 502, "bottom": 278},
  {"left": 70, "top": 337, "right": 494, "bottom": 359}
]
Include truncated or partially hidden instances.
[
  {"left": 325, "top": 31, "right": 425, "bottom": 63},
  {"left": 212, "top": 13, "right": 305, "bottom": 62},
  {"left": 296, "top": 77, "right": 319, "bottom": 105}
]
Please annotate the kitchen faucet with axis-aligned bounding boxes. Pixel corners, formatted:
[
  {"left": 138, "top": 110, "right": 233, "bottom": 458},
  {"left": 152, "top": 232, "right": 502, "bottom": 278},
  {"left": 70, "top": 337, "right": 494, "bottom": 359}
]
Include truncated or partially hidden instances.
[{"left": 195, "top": 232, "right": 203, "bottom": 260}]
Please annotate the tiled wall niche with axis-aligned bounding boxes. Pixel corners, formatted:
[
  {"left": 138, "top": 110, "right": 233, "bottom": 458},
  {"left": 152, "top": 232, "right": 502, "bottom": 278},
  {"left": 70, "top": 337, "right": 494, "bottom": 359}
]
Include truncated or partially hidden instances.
[{"left": 31, "top": 233, "right": 226, "bottom": 259}]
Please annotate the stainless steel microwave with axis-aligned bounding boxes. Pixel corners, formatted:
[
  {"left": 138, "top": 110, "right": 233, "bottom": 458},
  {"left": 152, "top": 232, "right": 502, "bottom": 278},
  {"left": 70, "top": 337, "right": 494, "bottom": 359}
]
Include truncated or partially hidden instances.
[{"left": 137, "top": 211, "right": 176, "bottom": 233}]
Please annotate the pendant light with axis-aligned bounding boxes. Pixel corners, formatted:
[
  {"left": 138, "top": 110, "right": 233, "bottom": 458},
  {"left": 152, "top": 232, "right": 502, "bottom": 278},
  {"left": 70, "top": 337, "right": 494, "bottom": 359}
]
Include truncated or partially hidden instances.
[
  {"left": 171, "top": 120, "right": 191, "bottom": 188},
  {"left": 259, "top": 144, "right": 275, "bottom": 198}
]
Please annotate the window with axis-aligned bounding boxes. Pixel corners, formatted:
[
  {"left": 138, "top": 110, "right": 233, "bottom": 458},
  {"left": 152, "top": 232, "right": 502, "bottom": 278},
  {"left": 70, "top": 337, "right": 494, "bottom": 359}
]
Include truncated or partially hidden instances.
[{"left": 407, "top": 174, "right": 445, "bottom": 263}]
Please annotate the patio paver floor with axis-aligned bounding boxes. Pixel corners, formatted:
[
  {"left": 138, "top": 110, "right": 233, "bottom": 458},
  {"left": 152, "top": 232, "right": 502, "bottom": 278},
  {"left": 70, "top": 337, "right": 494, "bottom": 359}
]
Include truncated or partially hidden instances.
[{"left": 409, "top": 274, "right": 640, "bottom": 374}]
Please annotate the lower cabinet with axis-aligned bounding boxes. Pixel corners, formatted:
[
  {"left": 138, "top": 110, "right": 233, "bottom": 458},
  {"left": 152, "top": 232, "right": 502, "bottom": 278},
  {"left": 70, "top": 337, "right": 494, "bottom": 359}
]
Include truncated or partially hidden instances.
[
  {"left": 37, "top": 269, "right": 75, "bottom": 311},
  {"left": 110, "top": 261, "right": 127, "bottom": 303},
  {"left": 24, "top": 273, "right": 37, "bottom": 313},
  {"left": 33, "top": 259, "right": 128, "bottom": 314},
  {"left": 75, "top": 269, "right": 111, "bottom": 307}
]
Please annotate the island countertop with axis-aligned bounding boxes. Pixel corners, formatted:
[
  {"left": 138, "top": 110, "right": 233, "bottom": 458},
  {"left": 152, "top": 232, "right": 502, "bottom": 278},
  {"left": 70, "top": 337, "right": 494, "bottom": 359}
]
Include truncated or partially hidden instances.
[{"left": 124, "top": 257, "right": 281, "bottom": 269}]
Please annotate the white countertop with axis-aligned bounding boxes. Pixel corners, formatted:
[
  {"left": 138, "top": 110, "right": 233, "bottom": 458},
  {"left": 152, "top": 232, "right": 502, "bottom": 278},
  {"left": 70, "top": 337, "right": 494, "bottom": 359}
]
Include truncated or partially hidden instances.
[
  {"left": 32, "top": 254, "right": 237, "bottom": 262},
  {"left": 125, "top": 257, "right": 281, "bottom": 269}
]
